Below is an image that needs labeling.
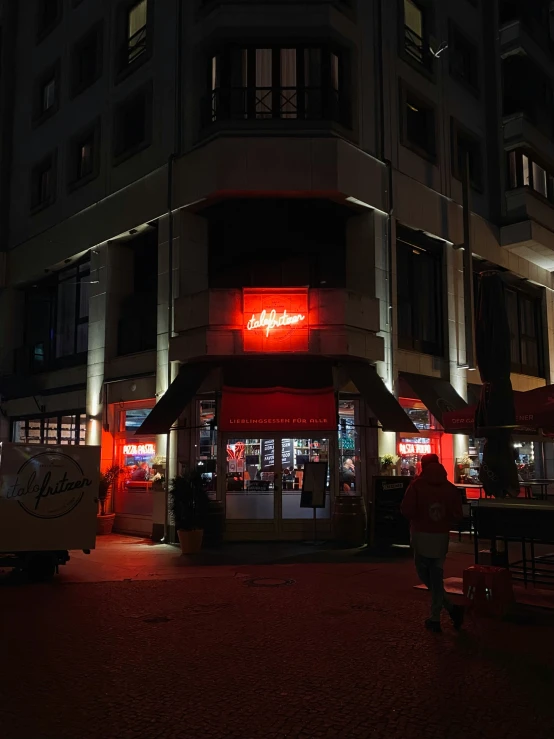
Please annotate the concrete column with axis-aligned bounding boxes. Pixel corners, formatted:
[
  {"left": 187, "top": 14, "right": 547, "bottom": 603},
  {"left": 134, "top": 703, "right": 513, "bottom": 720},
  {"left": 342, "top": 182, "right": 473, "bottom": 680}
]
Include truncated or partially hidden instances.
[
  {"left": 446, "top": 243, "right": 469, "bottom": 470},
  {"left": 178, "top": 209, "right": 208, "bottom": 297},
  {"left": 375, "top": 212, "right": 398, "bottom": 464},
  {"left": 86, "top": 243, "right": 108, "bottom": 448}
]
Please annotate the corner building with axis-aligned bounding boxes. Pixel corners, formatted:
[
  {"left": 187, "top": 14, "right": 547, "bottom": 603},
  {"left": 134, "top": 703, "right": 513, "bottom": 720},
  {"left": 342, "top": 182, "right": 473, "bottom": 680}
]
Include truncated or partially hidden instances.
[{"left": 1, "top": 0, "right": 554, "bottom": 539}]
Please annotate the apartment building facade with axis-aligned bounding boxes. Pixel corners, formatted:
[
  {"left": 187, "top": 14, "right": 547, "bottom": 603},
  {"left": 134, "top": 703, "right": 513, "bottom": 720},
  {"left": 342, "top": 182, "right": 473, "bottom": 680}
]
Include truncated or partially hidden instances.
[{"left": 0, "top": 0, "right": 553, "bottom": 540}]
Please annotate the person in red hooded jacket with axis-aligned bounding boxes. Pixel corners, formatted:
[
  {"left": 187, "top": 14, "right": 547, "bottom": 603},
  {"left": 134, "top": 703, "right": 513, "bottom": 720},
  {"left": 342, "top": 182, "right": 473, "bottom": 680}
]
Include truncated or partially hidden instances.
[{"left": 401, "top": 454, "right": 464, "bottom": 632}]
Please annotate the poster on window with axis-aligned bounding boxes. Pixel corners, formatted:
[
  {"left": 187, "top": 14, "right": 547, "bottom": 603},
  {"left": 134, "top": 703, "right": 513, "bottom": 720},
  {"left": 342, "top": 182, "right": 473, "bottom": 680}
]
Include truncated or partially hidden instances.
[
  {"left": 261, "top": 439, "right": 275, "bottom": 470},
  {"left": 282, "top": 438, "right": 293, "bottom": 468}
]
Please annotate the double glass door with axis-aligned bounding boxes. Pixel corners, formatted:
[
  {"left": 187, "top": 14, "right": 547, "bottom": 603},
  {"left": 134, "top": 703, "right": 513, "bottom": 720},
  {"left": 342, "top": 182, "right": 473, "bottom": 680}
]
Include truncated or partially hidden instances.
[{"left": 222, "top": 435, "right": 332, "bottom": 536}]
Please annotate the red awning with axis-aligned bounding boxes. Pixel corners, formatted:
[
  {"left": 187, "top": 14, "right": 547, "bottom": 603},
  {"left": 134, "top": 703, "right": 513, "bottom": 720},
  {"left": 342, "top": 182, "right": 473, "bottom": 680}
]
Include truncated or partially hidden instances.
[
  {"left": 443, "top": 384, "right": 554, "bottom": 432},
  {"left": 219, "top": 386, "right": 336, "bottom": 432}
]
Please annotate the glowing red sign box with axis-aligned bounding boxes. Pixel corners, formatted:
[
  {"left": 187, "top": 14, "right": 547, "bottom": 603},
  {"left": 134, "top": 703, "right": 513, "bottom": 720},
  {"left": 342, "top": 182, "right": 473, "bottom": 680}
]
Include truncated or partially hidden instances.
[
  {"left": 123, "top": 443, "right": 156, "bottom": 456},
  {"left": 243, "top": 288, "right": 309, "bottom": 352},
  {"left": 398, "top": 442, "right": 432, "bottom": 456}
]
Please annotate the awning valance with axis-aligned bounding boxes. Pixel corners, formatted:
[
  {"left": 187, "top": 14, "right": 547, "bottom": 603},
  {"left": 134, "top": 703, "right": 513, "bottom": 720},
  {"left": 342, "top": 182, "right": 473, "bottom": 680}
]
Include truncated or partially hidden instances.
[
  {"left": 219, "top": 386, "right": 336, "bottom": 433},
  {"left": 443, "top": 384, "right": 554, "bottom": 433},
  {"left": 399, "top": 371, "right": 469, "bottom": 427},
  {"left": 135, "top": 363, "right": 212, "bottom": 435},
  {"left": 344, "top": 362, "right": 417, "bottom": 433}
]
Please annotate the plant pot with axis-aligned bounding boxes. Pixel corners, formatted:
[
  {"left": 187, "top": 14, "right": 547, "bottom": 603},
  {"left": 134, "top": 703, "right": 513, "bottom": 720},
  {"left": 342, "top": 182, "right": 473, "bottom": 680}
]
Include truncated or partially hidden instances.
[
  {"left": 97, "top": 513, "right": 116, "bottom": 535},
  {"left": 177, "top": 529, "right": 204, "bottom": 554}
]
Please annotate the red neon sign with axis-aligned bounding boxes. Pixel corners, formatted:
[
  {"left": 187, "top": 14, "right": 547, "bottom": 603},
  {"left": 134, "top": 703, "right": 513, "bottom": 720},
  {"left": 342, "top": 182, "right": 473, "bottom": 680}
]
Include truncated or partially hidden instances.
[
  {"left": 123, "top": 443, "right": 156, "bottom": 456},
  {"left": 243, "top": 288, "right": 309, "bottom": 352},
  {"left": 398, "top": 442, "right": 432, "bottom": 456},
  {"left": 246, "top": 309, "right": 306, "bottom": 336}
]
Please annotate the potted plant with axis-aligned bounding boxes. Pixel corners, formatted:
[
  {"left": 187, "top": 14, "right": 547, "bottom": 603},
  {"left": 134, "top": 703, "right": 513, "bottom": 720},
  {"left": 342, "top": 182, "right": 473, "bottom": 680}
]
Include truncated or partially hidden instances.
[
  {"left": 97, "top": 465, "right": 120, "bottom": 535},
  {"left": 170, "top": 470, "right": 210, "bottom": 554},
  {"left": 380, "top": 454, "right": 397, "bottom": 476}
]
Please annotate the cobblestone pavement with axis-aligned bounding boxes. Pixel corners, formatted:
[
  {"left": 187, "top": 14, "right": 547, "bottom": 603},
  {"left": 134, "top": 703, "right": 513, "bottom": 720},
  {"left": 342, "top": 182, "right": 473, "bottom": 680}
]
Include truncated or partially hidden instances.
[{"left": 2, "top": 564, "right": 554, "bottom": 739}]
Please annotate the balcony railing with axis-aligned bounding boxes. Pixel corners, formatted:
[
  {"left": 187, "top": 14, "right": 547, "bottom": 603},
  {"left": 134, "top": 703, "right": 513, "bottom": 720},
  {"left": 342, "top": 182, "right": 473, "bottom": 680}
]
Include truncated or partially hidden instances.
[
  {"left": 404, "top": 26, "right": 433, "bottom": 70},
  {"left": 125, "top": 26, "right": 147, "bottom": 66},
  {"left": 203, "top": 86, "right": 349, "bottom": 128}
]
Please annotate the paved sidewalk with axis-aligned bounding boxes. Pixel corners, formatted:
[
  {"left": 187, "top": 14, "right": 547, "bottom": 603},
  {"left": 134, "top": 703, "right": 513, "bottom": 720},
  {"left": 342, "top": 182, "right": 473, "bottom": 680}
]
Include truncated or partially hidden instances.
[{"left": 2, "top": 554, "right": 554, "bottom": 739}]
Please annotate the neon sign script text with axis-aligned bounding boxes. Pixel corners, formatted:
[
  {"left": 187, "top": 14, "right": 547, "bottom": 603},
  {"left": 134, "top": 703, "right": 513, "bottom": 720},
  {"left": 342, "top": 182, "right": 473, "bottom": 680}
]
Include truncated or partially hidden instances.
[
  {"left": 123, "top": 443, "right": 156, "bottom": 456},
  {"left": 246, "top": 309, "right": 306, "bottom": 337},
  {"left": 398, "top": 442, "right": 432, "bottom": 455}
]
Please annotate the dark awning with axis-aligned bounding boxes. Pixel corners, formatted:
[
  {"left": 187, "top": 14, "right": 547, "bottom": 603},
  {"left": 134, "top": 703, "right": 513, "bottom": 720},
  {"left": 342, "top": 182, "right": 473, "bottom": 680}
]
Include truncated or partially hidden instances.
[
  {"left": 467, "top": 384, "right": 482, "bottom": 407},
  {"left": 399, "top": 372, "right": 468, "bottom": 427},
  {"left": 344, "top": 361, "right": 417, "bottom": 433},
  {"left": 135, "top": 363, "right": 212, "bottom": 435}
]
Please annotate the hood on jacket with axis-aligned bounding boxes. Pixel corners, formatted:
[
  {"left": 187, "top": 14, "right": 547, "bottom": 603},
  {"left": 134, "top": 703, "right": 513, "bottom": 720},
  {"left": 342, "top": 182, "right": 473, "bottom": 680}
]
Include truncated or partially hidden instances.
[{"left": 417, "top": 462, "right": 448, "bottom": 486}]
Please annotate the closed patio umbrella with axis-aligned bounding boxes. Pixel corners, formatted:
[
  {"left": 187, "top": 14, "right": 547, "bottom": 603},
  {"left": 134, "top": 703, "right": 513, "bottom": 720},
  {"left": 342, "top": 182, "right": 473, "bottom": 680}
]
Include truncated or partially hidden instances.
[{"left": 475, "top": 272, "right": 519, "bottom": 498}]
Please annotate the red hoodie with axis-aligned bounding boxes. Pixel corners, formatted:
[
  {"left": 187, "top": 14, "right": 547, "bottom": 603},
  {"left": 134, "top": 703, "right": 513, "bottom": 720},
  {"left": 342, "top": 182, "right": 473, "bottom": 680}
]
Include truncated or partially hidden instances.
[{"left": 400, "top": 463, "right": 463, "bottom": 534}]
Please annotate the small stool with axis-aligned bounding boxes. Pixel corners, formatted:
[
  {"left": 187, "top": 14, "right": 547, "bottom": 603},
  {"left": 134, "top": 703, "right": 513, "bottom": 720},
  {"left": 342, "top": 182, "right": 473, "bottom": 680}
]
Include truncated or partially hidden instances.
[{"left": 463, "top": 565, "right": 514, "bottom": 618}]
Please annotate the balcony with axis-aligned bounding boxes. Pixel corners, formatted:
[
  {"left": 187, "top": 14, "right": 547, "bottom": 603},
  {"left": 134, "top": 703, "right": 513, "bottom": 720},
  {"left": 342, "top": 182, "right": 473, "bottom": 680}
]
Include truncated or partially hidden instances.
[
  {"left": 202, "top": 85, "right": 350, "bottom": 133},
  {"left": 403, "top": 26, "right": 433, "bottom": 72}
]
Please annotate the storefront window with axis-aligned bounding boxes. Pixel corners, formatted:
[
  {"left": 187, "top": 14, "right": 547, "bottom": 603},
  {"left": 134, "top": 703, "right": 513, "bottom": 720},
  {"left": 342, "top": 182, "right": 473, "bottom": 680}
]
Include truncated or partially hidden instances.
[
  {"left": 197, "top": 397, "right": 217, "bottom": 499},
  {"left": 113, "top": 402, "right": 157, "bottom": 517},
  {"left": 338, "top": 398, "right": 361, "bottom": 495},
  {"left": 398, "top": 436, "right": 441, "bottom": 476},
  {"left": 465, "top": 436, "right": 544, "bottom": 483},
  {"left": 12, "top": 413, "right": 86, "bottom": 445}
]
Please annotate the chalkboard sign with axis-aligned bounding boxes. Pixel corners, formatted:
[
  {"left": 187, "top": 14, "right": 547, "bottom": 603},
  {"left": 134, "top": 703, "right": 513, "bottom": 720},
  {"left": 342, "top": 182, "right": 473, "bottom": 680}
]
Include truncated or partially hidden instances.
[
  {"left": 300, "top": 461, "right": 328, "bottom": 508},
  {"left": 370, "top": 476, "right": 411, "bottom": 548}
]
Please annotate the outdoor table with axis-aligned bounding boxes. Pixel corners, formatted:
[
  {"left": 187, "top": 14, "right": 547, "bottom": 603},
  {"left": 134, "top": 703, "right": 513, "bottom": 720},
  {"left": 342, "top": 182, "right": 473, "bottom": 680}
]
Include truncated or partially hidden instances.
[
  {"left": 455, "top": 483, "right": 485, "bottom": 500},
  {"left": 522, "top": 482, "right": 550, "bottom": 500}
]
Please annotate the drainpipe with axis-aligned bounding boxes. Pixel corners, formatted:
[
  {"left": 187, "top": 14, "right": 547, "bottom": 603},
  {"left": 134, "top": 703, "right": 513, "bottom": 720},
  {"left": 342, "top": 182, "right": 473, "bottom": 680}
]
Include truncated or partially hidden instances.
[{"left": 162, "top": 0, "right": 183, "bottom": 543}]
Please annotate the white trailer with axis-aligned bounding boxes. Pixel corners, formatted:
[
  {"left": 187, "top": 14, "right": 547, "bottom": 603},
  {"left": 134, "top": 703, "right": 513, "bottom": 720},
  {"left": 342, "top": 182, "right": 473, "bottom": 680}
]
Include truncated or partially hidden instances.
[{"left": 0, "top": 443, "right": 100, "bottom": 581}]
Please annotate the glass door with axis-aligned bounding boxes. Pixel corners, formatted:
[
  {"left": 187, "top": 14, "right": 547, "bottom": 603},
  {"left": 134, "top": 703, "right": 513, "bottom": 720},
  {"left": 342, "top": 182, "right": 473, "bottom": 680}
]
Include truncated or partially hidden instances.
[
  {"left": 280, "top": 437, "right": 331, "bottom": 521},
  {"left": 224, "top": 437, "right": 278, "bottom": 523}
]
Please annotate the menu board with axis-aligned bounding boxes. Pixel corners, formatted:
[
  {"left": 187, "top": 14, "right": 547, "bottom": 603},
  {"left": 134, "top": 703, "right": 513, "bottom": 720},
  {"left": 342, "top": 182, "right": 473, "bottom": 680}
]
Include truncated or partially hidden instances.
[
  {"left": 371, "top": 476, "right": 411, "bottom": 548},
  {"left": 261, "top": 439, "right": 275, "bottom": 470},
  {"left": 282, "top": 439, "right": 293, "bottom": 468},
  {"left": 300, "top": 462, "right": 328, "bottom": 508}
]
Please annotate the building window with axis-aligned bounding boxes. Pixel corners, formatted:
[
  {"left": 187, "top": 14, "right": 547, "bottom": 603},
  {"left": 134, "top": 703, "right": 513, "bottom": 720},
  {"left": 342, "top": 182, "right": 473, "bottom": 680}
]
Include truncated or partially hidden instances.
[
  {"left": 31, "top": 153, "right": 56, "bottom": 211},
  {"left": 127, "top": 0, "right": 147, "bottom": 62},
  {"left": 449, "top": 23, "right": 479, "bottom": 92},
  {"left": 13, "top": 413, "right": 86, "bottom": 445},
  {"left": 403, "top": 0, "right": 432, "bottom": 70},
  {"left": 55, "top": 262, "right": 90, "bottom": 360},
  {"left": 34, "top": 61, "right": 60, "bottom": 124},
  {"left": 71, "top": 23, "right": 103, "bottom": 97},
  {"left": 507, "top": 149, "right": 554, "bottom": 203},
  {"left": 37, "top": 0, "right": 61, "bottom": 41},
  {"left": 396, "top": 225, "right": 444, "bottom": 356},
  {"left": 68, "top": 120, "right": 100, "bottom": 188},
  {"left": 113, "top": 83, "right": 152, "bottom": 162},
  {"left": 451, "top": 120, "right": 483, "bottom": 190},
  {"left": 505, "top": 287, "right": 544, "bottom": 377},
  {"left": 400, "top": 84, "right": 436, "bottom": 160},
  {"left": 206, "top": 45, "right": 349, "bottom": 128}
]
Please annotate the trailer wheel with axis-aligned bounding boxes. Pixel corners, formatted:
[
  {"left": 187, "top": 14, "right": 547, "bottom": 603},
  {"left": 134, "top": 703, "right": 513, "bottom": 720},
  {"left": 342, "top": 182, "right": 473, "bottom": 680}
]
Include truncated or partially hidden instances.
[{"left": 26, "top": 555, "right": 56, "bottom": 582}]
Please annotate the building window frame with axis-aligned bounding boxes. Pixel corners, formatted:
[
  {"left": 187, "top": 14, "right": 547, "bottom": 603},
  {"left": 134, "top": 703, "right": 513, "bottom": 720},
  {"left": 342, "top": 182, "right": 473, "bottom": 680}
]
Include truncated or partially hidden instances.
[
  {"left": 507, "top": 149, "right": 554, "bottom": 205},
  {"left": 30, "top": 151, "right": 57, "bottom": 213},
  {"left": 448, "top": 21, "right": 480, "bottom": 94},
  {"left": 396, "top": 225, "right": 445, "bottom": 357},
  {"left": 36, "top": 0, "right": 62, "bottom": 44},
  {"left": 33, "top": 60, "right": 61, "bottom": 127},
  {"left": 505, "top": 286, "right": 545, "bottom": 378},
  {"left": 399, "top": 81, "right": 437, "bottom": 162},
  {"left": 205, "top": 44, "right": 351, "bottom": 130},
  {"left": 115, "top": 0, "right": 154, "bottom": 82},
  {"left": 451, "top": 119, "right": 484, "bottom": 191},
  {"left": 112, "top": 81, "right": 153, "bottom": 164},
  {"left": 401, "top": 0, "right": 434, "bottom": 75},
  {"left": 12, "top": 411, "right": 87, "bottom": 446},
  {"left": 70, "top": 21, "right": 104, "bottom": 98},
  {"left": 68, "top": 119, "right": 101, "bottom": 191}
]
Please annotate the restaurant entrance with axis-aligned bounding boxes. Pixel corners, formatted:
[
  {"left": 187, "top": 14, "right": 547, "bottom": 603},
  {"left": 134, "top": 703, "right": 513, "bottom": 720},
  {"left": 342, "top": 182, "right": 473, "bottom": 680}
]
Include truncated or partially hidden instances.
[{"left": 220, "top": 433, "right": 334, "bottom": 540}]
